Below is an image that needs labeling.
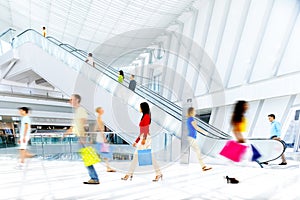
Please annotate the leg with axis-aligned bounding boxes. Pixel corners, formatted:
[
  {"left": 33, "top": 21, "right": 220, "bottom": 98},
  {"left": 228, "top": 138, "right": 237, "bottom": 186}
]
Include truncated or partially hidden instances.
[
  {"left": 104, "top": 158, "right": 116, "bottom": 172},
  {"left": 151, "top": 154, "right": 161, "bottom": 175},
  {"left": 128, "top": 152, "right": 138, "bottom": 176},
  {"left": 188, "top": 137, "right": 205, "bottom": 168},
  {"left": 273, "top": 137, "right": 287, "bottom": 164},
  {"left": 86, "top": 165, "right": 99, "bottom": 181},
  {"left": 20, "top": 149, "right": 26, "bottom": 163}
]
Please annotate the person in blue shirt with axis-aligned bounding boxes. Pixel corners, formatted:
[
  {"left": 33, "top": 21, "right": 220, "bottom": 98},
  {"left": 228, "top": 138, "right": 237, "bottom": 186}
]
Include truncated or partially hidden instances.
[
  {"left": 267, "top": 114, "right": 287, "bottom": 165},
  {"left": 186, "top": 107, "right": 212, "bottom": 171}
]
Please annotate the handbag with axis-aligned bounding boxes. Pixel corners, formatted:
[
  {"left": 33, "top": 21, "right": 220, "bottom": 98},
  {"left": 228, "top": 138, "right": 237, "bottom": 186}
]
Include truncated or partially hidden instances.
[
  {"left": 251, "top": 144, "right": 262, "bottom": 161},
  {"left": 137, "top": 149, "right": 152, "bottom": 166},
  {"left": 100, "top": 143, "right": 110, "bottom": 153},
  {"left": 219, "top": 140, "right": 248, "bottom": 162},
  {"left": 79, "top": 146, "right": 101, "bottom": 166}
]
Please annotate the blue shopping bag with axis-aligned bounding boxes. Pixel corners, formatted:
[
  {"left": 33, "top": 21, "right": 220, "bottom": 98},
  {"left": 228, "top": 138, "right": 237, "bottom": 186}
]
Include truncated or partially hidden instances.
[
  {"left": 138, "top": 149, "right": 152, "bottom": 166},
  {"left": 251, "top": 144, "right": 262, "bottom": 161}
]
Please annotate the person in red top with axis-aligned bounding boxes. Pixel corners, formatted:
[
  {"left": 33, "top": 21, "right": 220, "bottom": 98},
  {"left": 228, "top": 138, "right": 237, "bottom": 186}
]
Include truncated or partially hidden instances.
[{"left": 121, "top": 102, "right": 162, "bottom": 182}]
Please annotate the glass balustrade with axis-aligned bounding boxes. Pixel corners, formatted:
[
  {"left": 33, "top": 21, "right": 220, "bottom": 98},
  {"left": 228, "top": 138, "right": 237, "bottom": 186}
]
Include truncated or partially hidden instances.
[
  {"left": 0, "top": 131, "right": 175, "bottom": 162},
  {"left": 10, "top": 29, "right": 230, "bottom": 139}
]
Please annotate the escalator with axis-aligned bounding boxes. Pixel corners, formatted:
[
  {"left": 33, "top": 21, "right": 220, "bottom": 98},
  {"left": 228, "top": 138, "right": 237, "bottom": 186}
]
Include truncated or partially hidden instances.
[{"left": 2, "top": 29, "right": 285, "bottom": 163}]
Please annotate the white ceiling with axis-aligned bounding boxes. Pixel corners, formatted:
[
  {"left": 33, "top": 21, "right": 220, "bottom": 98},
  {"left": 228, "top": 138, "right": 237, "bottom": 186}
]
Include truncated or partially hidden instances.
[{"left": 0, "top": 0, "right": 195, "bottom": 56}]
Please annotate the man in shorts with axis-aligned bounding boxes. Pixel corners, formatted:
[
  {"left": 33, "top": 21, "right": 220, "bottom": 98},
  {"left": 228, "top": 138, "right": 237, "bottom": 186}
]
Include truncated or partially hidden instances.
[{"left": 17, "top": 107, "right": 34, "bottom": 169}]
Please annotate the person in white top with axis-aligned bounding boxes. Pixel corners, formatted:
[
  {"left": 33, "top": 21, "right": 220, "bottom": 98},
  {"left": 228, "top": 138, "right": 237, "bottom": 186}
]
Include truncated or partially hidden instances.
[
  {"left": 17, "top": 107, "right": 34, "bottom": 169},
  {"left": 85, "top": 53, "right": 95, "bottom": 67}
]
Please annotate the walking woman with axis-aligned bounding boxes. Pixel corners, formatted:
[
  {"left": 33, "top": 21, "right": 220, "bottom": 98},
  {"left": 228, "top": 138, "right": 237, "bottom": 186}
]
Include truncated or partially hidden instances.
[
  {"left": 95, "top": 107, "right": 116, "bottom": 172},
  {"left": 186, "top": 107, "right": 212, "bottom": 171},
  {"left": 225, "top": 100, "right": 248, "bottom": 184},
  {"left": 121, "top": 102, "right": 163, "bottom": 182}
]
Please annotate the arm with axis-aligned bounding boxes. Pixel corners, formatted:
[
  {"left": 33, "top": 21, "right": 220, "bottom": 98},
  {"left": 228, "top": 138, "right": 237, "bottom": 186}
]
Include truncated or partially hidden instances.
[
  {"left": 22, "top": 123, "right": 29, "bottom": 143},
  {"left": 191, "top": 120, "right": 208, "bottom": 135},
  {"left": 63, "top": 127, "right": 73, "bottom": 137}
]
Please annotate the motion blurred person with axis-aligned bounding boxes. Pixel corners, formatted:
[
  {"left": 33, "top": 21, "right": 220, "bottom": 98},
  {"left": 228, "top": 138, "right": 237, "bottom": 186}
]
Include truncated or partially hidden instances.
[
  {"left": 128, "top": 74, "right": 137, "bottom": 91},
  {"left": 95, "top": 107, "right": 116, "bottom": 172},
  {"left": 262, "top": 114, "right": 287, "bottom": 165},
  {"left": 17, "top": 107, "right": 34, "bottom": 169},
  {"left": 117, "top": 70, "right": 126, "bottom": 103},
  {"left": 42, "top": 27, "right": 46, "bottom": 37},
  {"left": 225, "top": 100, "right": 249, "bottom": 184},
  {"left": 118, "top": 70, "right": 124, "bottom": 84},
  {"left": 64, "top": 94, "right": 100, "bottom": 184},
  {"left": 121, "top": 102, "right": 163, "bottom": 182},
  {"left": 186, "top": 107, "right": 212, "bottom": 171},
  {"left": 85, "top": 53, "right": 95, "bottom": 67}
]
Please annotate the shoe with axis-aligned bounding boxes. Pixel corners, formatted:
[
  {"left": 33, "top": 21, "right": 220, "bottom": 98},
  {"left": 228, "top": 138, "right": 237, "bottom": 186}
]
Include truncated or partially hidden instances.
[
  {"left": 225, "top": 176, "right": 239, "bottom": 184},
  {"left": 15, "top": 164, "right": 24, "bottom": 170},
  {"left": 107, "top": 169, "right": 116, "bottom": 172},
  {"left": 121, "top": 175, "right": 133, "bottom": 181},
  {"left": 202, "top": 166, "right": 212, "bottom": 171},
  {"left": 83, "top": 179, "right": 99, "bottom": 184},
  {"left": 261, "top": 162, "right": 269, "bottom": 165},
  {"left": 279, "top": 162, "right": 287, "bottom": 165},
  {"left": 152, "top": 174, "right": 163, "bottom": 182}
]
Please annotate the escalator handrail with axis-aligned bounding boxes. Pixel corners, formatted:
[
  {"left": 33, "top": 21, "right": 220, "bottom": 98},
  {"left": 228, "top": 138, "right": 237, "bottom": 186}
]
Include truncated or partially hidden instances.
[
  {"left": 13, "top": 29, "right": 230, "bottom": 139},
  {"left": 0, "top": 28, "right": 15, "bottom": 39},
  {"left": 43, "top": 32, "right": 230, "bottom": 139}
]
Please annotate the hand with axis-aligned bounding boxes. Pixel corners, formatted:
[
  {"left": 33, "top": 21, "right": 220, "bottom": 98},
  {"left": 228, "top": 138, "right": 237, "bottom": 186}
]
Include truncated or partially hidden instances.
[
  {"left": 133, "top": 142, "right": 136, "bottom": 147},
  {"left": 141, "top": 139, "right": 146, "bottom": 145},
  {"left": 237, "top": 138, "right": 246, "bottom": 143}
]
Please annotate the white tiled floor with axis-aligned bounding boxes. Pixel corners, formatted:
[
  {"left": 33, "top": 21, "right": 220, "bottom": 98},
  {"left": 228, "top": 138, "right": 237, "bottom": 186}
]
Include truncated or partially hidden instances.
[{"left": 0, "top": 157, "right": 299, "bottom": 200}]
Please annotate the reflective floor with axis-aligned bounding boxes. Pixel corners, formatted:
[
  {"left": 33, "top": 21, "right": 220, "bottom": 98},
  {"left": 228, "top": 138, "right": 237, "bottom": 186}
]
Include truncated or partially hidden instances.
[{"left": 0, "top": 157, "right": 299, "bottom": 200}]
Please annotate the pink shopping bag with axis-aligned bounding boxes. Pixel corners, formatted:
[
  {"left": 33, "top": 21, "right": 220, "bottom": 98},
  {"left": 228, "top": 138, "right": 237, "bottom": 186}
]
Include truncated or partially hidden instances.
[
  {"left": 219, "top": 140, "right": 248, "bottom": 162},
  {"left": 100, "top": 143, "right": 110, "bottom": 153}
]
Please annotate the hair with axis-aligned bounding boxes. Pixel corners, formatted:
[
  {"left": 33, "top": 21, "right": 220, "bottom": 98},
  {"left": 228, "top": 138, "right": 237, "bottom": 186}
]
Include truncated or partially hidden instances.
[
  {"left": 231, "top": 100, "right": 248, "bottom": 125},
  {"left": 72, "top": 94, "right": 81, "bottom": 103},
  {"left": 88, "top": 53, "right": 92, "bottom": 57},
  {"left": 268, "top": 114, "right": 275, "bottom": 119},
  {"left": 187, "top": 107, "right": 195, "bottom": 117},
  {"left": 95, "top": 107, "right": 102, "bottom": 112},
  {"left": 119, "top": 70, "right": 124, "bottom": 79},
  {"left": 19, "top": 107, "right": 30, "bottom": 114},
  {"left": 140, "top": 102, "right": 151, "bottom": 124},
  {"left": 42, "top": 27, "right": 46, "bottom": 30}
]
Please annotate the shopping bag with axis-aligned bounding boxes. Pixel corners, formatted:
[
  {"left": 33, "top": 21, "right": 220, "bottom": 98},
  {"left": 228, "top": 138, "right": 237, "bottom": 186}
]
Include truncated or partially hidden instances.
[
  {"left": 251, "top": 144, "right": 262, "bottom": 161},
  {"left": 79, "top": 146, "right": 101, "bottom": 166},
  {"left": 137, "top": 149, "right": 152, "bottom": 166},
  {"left": 100, "top": 143, "right": 110, "bottom": 153},
  {"left": 219, "top": 140, "right": 248, "bottom": 162}
]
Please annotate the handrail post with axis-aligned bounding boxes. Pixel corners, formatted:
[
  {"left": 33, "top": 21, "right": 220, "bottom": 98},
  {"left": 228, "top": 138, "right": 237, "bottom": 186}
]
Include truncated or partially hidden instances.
[{"left": 41, "top": 134, "right": 45, "bottom": 159}]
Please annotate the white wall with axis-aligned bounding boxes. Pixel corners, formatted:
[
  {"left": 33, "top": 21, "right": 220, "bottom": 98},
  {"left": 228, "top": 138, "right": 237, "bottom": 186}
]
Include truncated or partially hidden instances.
[{"left": 149, "top": 0, "right": 300, "bottom": 139}]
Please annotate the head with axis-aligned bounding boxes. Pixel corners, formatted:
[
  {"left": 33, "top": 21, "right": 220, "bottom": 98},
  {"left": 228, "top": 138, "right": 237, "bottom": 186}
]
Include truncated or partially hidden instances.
[
  {"left": 187, "top": 107, "right": 195, "bottom": 117},
  {"left": 130, "top": 74, "right": 135, "bottom": 80},
  {"left": 231, "top": 100, "right": 249, "bottom": 124},
  {"left": 69, "top": 94, "right": 81, "bottom": 108},
  {"left": 88, "top": 53, "right": 92, "bottom": 57},
  {"left": 119, "top": 70, "right": 124, "bottom": 78},
  {"left": 42, "top": 27, "right": 46, "bottom": 30},
  {"left": 140, "top": 102, "right": 150, "bottom": 114},
  {"left": 268, "top": 114, "right": 275, "bottom": 122},
  {"left": 96, "top": 107, "right": 104, "bottom": 115},
  {"left": 19, "top": 107, "right": 30, "bottom": 116}
]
